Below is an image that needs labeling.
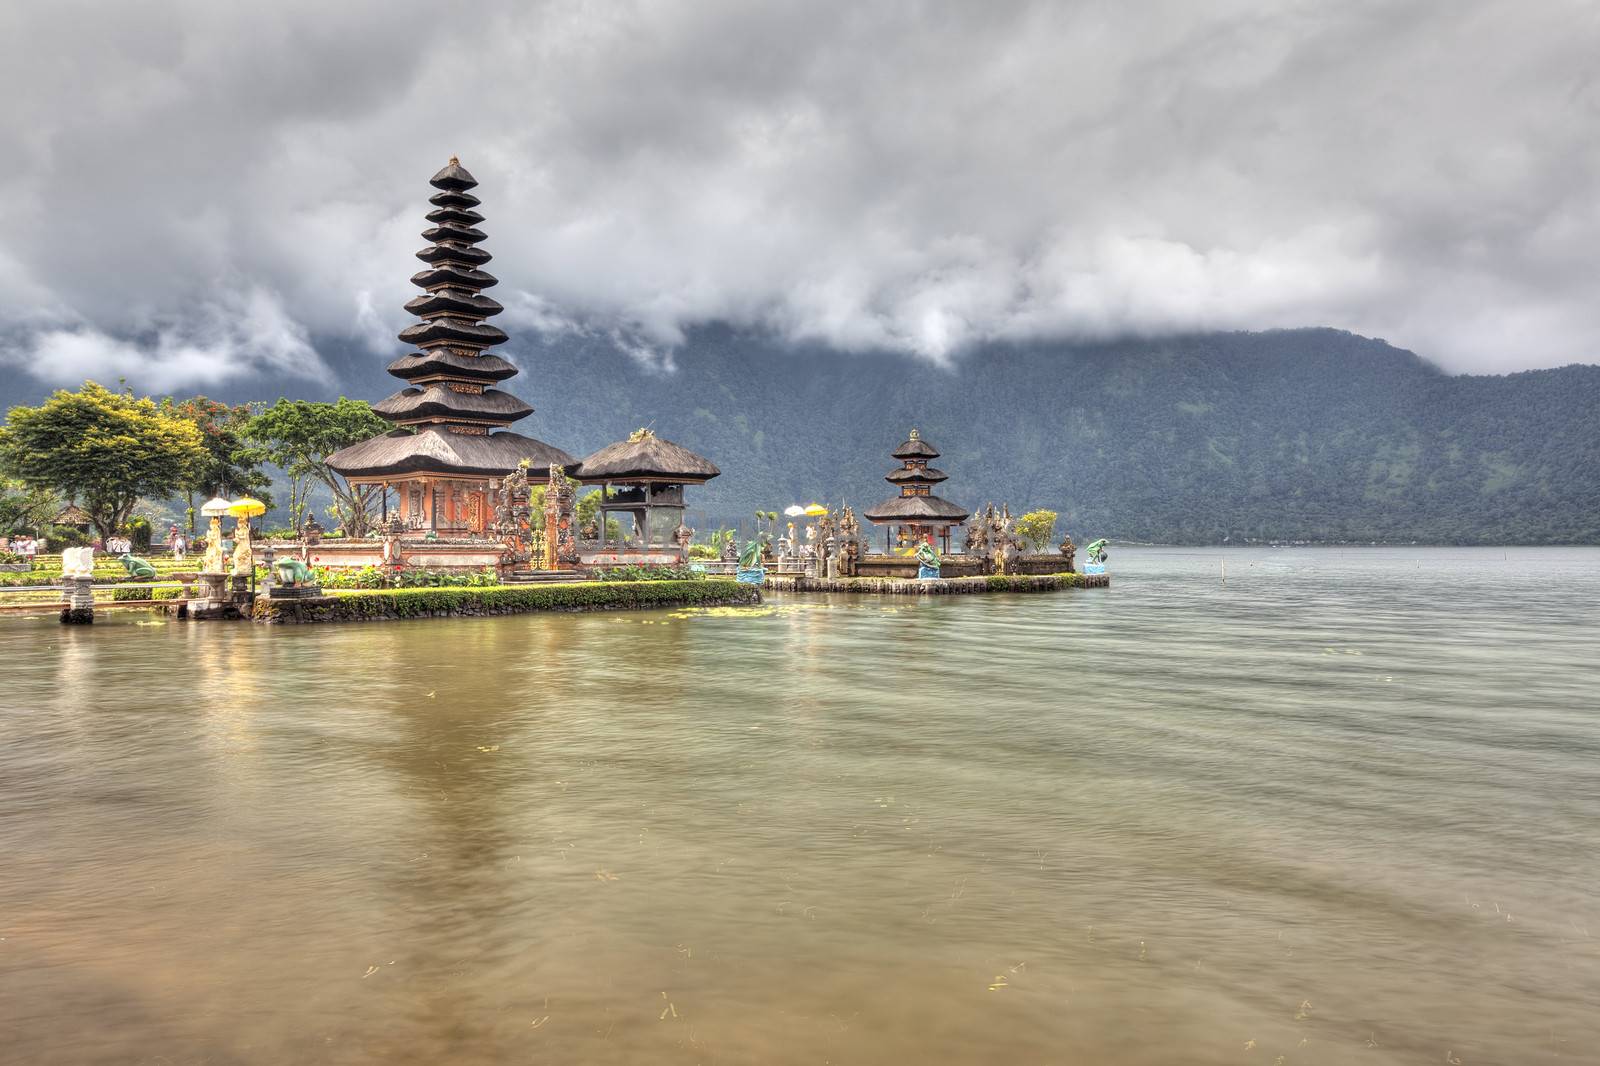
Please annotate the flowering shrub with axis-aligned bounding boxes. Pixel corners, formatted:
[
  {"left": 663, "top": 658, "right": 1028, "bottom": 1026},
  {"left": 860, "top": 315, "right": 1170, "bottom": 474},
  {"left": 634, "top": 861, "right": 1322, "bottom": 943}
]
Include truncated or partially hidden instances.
[{"left": 312, "top": 565, "right": 500, "bottom": 589}]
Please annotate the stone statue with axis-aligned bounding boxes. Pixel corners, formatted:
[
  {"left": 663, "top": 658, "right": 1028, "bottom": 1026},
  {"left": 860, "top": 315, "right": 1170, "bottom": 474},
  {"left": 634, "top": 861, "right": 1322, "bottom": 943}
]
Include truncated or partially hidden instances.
[
  {"left": 61, "top": 546, "right": 95, "bottom": 579},
  {"left": 988, "top": 503, "right": 1016, "bottom": 575},
  {"left": 673, "top": 522, "right": 694, "bottom": 555},
  {"left": 274, "top": 557, "right": 317, "bottom": 586},
  {"left": 739, "top": 535, "right": 768, "bottom": 571},
  {"left": 117, "top": 553, "right": 157, "bottom": 579},
  {"left": 1058, "top": 534, "right": 1076, "bottom": 573},
  {"left": 302, "top": 514, "right": 325, "bottom": 544},
  {"left": 964, "top": 510, "right": 988, "bottom": 557},
  {"left": 202, "top": 515, "right": 227, "bottom": 575},
  {"left": 230, "top": 515, "right": 254, "bottom": 577}
]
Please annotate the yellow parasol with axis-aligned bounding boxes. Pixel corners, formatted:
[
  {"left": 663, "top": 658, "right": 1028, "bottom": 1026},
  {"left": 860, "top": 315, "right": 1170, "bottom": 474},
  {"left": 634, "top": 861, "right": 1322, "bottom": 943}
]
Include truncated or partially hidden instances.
[
  {"left": 227, "top": 497, "right": 267, "bottom": 518},
  {"left": 803, "top": 503, "right": 829, "bottom": 516}
]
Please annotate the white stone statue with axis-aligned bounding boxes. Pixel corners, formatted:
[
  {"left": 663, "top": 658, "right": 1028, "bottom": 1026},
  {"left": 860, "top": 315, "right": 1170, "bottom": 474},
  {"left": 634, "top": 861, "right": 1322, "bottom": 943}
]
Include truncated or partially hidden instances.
[{"left": 61, "top": 546, "right": 95, "bottom": 578}]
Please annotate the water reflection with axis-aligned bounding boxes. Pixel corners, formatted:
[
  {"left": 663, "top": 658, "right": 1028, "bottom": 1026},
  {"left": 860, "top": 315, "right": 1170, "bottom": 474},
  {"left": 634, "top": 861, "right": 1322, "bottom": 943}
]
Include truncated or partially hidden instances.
[{"left": 1, "top": 548, "right": 1597, "bottom": 1064}]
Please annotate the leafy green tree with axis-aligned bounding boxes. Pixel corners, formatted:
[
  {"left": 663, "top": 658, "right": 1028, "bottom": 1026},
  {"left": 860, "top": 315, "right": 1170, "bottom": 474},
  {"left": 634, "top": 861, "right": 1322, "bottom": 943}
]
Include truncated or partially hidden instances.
[
  {"left": 166, "top": 396, "right": 273, "bottom": 532},
  {"left": 246, "top": 398, "right": 389, "bottom": 536},
  {"left": 1013, "top": 509, "right": 1058, "bottom": 553},
  {"left": 0, "top": 381, "right": 205, "bottom": 541},
  {"left": 0, "top": 477, "right": 62, "bottom": 536}
]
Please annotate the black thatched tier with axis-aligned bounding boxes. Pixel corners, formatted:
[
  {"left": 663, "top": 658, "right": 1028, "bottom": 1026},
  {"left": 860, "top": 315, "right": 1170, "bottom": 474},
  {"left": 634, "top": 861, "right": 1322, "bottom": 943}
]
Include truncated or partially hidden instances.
[
  {"left": 421, "top": 222, "right": 488, "bottom": 246},
  {"left": 430, "top": 159, "right": 478, "bottom": 191},
  {"left": 385, "top": 350, "right": 518, "bottom": 382},
  {"left": 573, "top": 433, "right": 720, "bottom": 483},
  {"left": 429, "top": 189, "right": 481, "bottom": 210},
  {"left": 891, "top": 434, "right": 940, "bottom": 460},
  {"left": 398, "top": 318, "right": 509, "bottom": 349},
  {"left": 327, "top": 427, "right": 577, "bottom": 480},
  {"left": 863, "top": 493, "right": 969, "bottom": 523},
  {"left": 373, "top": 385, "right": 533, "bottom": 423},
  {"left": 404, "top": 289, "right": 504, "bottom": 319},
  {"left": 411, "top": 264, "right": 498, "bottom": 291},
  {"left": 416, "top": 242, "right": 492, "bottom": 268},
  {"left": 886, "top": 465, "right": 948, "bottom": 484},
  {"left": 426, "top": 205, "right": 484, "bottom": 226}
]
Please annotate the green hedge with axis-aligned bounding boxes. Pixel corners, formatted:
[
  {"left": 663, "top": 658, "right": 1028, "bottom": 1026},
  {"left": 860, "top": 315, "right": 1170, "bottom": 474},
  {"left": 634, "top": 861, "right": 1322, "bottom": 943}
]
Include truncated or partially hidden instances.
[
  {"left": 254, "top": 579, "right": 759, "bottom": 623},
  {"left": 981, "top": 572, "right": 1092, "bottom": 591}
]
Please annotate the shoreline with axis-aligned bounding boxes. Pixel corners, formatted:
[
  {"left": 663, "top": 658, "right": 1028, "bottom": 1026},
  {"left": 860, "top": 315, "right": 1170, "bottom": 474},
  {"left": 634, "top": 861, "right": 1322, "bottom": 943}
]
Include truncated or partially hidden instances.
[{"left": 763, "top": 571, "right": 1108, "bottom": 595}]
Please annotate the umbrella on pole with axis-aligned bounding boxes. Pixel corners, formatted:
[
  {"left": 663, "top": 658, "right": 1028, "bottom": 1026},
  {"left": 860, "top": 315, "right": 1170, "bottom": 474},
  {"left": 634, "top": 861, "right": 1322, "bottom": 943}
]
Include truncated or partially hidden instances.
[{"left": 783, "top": 504, "right": 806, "bottom": 518}]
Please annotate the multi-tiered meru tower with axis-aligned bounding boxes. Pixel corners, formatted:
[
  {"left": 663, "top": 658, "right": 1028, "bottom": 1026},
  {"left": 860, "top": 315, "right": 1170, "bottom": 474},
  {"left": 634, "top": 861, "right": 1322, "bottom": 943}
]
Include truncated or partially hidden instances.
[
  {"left": 863, "top": 429, "right": 970, "bottom": 554},
  {"left": 328, "top": 158, "right": 574, "bottom": 535}
]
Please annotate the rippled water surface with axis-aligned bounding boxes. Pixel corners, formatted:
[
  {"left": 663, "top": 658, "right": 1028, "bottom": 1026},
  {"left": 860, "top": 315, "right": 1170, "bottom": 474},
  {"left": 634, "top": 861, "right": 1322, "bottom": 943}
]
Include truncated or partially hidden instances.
[{"left": 2, "top": 547, "right": 1597, "bottom": 1064}]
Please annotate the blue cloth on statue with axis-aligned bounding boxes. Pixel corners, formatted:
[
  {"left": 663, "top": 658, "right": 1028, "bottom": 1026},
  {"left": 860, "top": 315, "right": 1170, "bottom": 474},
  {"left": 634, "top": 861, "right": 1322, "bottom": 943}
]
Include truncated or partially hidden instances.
[
  {"left": 736, "top": 567, "right": 766, "bottom": 585},
  {"left": 917, "top": 563, "right": 941, "bottom": 580},
  {"left": 1084, "top": 562, "right": 1106, "bottom": 575}
]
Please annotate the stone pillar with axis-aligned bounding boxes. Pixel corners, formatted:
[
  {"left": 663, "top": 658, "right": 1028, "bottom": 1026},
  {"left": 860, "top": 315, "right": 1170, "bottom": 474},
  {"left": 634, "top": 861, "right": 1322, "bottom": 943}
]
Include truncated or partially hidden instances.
[{"left": 61, "top": 575, "right": 94, "bottom": 624}]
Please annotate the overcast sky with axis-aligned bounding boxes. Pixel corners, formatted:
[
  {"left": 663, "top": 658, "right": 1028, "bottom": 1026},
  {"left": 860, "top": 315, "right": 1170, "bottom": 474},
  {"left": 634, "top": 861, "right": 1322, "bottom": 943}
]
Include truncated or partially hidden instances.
[{"left": 1, "top": 0, "right": 1596, "bottom": 391}]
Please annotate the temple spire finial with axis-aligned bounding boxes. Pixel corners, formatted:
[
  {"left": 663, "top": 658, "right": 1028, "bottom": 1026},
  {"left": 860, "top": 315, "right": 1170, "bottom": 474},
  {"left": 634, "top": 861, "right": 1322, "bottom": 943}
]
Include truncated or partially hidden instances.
[{"left": 449, "top": 155, "right": 459, "bottom": 166}]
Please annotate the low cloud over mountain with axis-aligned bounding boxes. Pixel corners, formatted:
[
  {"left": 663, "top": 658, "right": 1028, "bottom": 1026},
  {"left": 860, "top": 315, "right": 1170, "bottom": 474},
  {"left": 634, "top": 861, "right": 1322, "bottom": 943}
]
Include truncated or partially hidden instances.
[{"left": 2, "top": 0, "right": 1597, "bottom": 389}]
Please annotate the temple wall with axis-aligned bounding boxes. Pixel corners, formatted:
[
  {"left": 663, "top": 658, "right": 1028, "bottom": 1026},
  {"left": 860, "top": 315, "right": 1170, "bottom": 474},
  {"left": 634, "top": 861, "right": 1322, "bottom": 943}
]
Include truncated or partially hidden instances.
[{"left": 301, "top": 540, "right": 506, "bottom": 571}]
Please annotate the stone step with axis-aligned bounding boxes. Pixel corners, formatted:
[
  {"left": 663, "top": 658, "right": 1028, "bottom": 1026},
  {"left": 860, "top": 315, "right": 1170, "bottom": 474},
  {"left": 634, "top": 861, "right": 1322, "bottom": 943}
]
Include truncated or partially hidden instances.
[{"left": 504, "top": 570, "right": 587, "bottom": 584}]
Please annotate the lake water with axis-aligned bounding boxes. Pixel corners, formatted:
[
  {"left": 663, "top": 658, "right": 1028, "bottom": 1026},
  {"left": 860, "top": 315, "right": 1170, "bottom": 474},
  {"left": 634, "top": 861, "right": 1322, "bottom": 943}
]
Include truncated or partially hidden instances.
[{"left": 2, "top": 547, "right": 1596, "bottom": 1064}]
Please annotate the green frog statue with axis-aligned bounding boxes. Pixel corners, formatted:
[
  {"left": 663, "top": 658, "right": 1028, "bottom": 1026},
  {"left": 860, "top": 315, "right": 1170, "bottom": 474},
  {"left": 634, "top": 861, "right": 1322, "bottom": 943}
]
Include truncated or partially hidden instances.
[
  {"left": 274, "top": 557, "right": 318, "bottom": 587},
  {"left": 915, "top": 541, "right": 941, "bottom": 579},
  {"left": 117, "top": 553, "right": 158, "bottom": 579}
]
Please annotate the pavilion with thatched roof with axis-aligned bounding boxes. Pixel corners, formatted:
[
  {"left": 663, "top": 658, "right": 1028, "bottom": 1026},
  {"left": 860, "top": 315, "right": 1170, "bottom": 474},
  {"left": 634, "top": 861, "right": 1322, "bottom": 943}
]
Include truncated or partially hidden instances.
[
  {"left": 571, "top": 428, "right": 719, "bottom": 561},
  {"left": 863, "top": 429, "right": 970, "bottom": 554}
]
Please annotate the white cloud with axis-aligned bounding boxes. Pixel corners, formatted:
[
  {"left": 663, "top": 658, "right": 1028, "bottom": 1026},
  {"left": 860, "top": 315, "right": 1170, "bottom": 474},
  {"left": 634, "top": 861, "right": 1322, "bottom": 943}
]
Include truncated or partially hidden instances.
[
  {"left": 7, "top": 289, "right": 325, "bottom": 393},
  {"left": 0, "top": 0, "right": 1596, "bottom": 382}
]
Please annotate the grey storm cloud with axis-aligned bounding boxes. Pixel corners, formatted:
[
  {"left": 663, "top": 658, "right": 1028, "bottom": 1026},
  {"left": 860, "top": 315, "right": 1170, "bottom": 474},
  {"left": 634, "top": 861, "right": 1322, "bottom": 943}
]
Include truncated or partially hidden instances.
[{"left": 0, "top": 0, "right": 1596, "bottom": 388}]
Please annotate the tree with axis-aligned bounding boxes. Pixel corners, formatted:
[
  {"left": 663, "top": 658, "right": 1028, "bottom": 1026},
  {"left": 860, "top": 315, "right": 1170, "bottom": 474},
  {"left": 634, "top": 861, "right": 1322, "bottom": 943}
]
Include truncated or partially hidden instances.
[
  {"left": 0, "top": 477, "right": 61, "bottom": 536},
  {"left": 246, "top": 398, "right": 389, "bottom": 536},
  {"left": 0, "top": 381, "right": 205, "bottom": 541},
  {"left": 166, "top": 396, "right": 273, "bottom": 532},
  {"left": 1013, "top": 509, "right": 1058, "bottom": 553}
]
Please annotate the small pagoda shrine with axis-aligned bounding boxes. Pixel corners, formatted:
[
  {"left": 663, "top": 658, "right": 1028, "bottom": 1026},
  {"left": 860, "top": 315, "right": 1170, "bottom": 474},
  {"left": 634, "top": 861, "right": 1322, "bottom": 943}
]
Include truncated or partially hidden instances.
[
  {"left": 571, "top": 429, "right": 720, "bottom": 564},
  {"left": 327, "top": 159, "right": 574, "bottom": 536},
  {"left": 864, "top": 429, "right": 970, "bottom": 554}
]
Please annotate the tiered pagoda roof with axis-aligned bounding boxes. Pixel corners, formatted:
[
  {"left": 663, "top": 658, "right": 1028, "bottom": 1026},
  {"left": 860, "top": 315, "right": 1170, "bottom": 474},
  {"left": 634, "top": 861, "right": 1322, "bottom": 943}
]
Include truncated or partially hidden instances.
[
  {"left": 328, "top": 158, "right": 575, "bottom": 480},
  {"left": 864, "top": 429, "right": 969, "bottom": 524}
]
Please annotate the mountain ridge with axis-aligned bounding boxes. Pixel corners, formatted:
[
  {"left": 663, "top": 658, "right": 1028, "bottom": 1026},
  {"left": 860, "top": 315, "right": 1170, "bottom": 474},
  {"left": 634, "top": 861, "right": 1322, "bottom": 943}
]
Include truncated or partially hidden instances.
[{"left": 4, "top": 327, "right": 1596, "bottom": 544}]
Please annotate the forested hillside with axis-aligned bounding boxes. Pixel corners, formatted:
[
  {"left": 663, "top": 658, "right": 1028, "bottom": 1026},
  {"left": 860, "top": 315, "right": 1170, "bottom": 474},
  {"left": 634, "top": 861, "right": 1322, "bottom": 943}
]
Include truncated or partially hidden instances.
[
  {"left": 467, "top": 327, "right": 1599, "bottom": 545},
  {"left": 6, "top": 327, "right": 1596, "bottom": 544}
]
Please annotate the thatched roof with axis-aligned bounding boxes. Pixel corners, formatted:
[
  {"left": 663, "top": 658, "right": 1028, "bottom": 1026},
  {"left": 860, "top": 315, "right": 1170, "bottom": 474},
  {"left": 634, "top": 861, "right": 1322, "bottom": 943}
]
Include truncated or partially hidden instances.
[
  {"left": 886, "top": 465, "right": 948, "bottom": 484},
  {"left": 398, "top": 317, "right": 509, "bottom": 349},
  {"left": 572, "top": 429, "right": 720, "bottom": 483},
  {"left": 863, "top": 493, "right": 969, "bottom": 524},
  {"left": 430, "top": 157, "right": 478, "bottom": 191},
  {"left": 372, "top": 385, "right": 532, "bottom": 423},
  {"left": 327, "top": 427, "right": 576, "bottom": 480},
  {"left": 386, "top": 350, "right": 518, "bottom": 382},
  {"left": 404, "top": 289, "right": 504, "bottom": 320},
  {"left": 891, "top": 430, "right": 940, "bottom": 460}
]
